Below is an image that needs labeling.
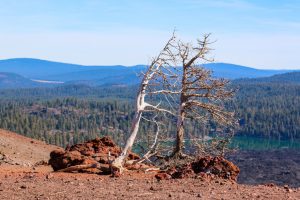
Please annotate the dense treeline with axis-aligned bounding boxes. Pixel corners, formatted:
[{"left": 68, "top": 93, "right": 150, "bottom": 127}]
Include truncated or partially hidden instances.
[
  {"left": 0, "top": 84, "right": 137, "bottom": 100},
  {"left": 0, "top": 96, "right": 206, "bottom": 147},
  {"left": 229, "top": 81, "right": 300, "bottom": 140},
  {"left": 0, "top": 81, "right": 299, "bottom": 147},
  {"left": 0, "top": 97, "right": 135, "bottom": 146}
]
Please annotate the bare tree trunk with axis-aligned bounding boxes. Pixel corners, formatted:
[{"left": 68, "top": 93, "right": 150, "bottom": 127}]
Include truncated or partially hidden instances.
[
  {"left": 175, "top": 104, "right": 185, "bottom": 156},
  {"left": 173, "top": 63, "right": 188, "bottom": 157},
  {"left": 110, "top": 110, "right": 142, "bottom": 174},
  {"left": 110, "top": 89, "right": 145, "bottom": 174},
  {"left": 120, "top": 111, "right": 142, "bottom": 160},
  {"left": 110, "top": 34, "right": 176, "bottom": 175}
]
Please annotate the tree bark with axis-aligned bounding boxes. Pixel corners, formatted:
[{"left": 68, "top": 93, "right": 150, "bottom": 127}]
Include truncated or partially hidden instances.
[
  {"left": 110, "top": 110, "right": 142, "bottom": 174},
  {"left": 111, "top": 76, "right": 150, "bottom": 175},
  {"left": 110, "top": 34, "right": 176, "bottom": 175},
  {"left": 57, "top": 163, "right": 100, "bottom": 172},
  {"left": 174, "top": 104, "right": 185, "bottom": 156},
  {"left": 173, "top": 63, "right": 188, "bottom": 157}
]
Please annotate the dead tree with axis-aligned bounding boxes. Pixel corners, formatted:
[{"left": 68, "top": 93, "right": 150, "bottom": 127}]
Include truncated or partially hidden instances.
[
  {"left": 146, "top": 34, "right": 236, "bottom": 157},
  {"left": 169, "top": 34, "right": 235, "bottom": 157},
  {"left": 111, "top": 33, "right": 235, "bottom": 174},
  {"left": 110, "top": 34, "right": 177, "bottom": 174}
]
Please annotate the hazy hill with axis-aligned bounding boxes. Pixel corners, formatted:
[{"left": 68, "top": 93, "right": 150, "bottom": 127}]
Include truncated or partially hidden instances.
[
  {"left": 0, "top": 58, "right": 297, "bottom": 88},
  {"left": 0, "top": 58, "right": 145, "bottom": 85},
  {"left": 0, "top": 72, "right": 42, "bottom": 89},
  {"left": 257, "top": 71, "right": 300, "bottom": 84},
  {"left": 235, "top": 71, "right": 300, "bottom": 84},
  {"left": 0, "top": 58, "right": 86, "bottom": 79},
  {"left": 48, "top": 66, "right": 144, "bottom": 84},
  {"left": 0, "top": 72, "right": 65, "bottom": 89},
  {"left": 204, "top": 63, "right": 292, "bottom": 79}
]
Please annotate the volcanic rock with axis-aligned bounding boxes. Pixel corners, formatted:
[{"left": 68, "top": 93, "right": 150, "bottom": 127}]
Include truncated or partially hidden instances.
[
  {"left": 156, "top": 156, "right": 239, "bottom": 181},
  {"left": 49, "top": 136, "right": 140, "bottom": 172}
]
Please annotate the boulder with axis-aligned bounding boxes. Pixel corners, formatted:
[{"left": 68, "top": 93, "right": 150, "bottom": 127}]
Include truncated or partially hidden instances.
[
  {"left": 49, "top": 136, "right": 140, "bottom": 172},
  {"left": 156, "top": 156, "right": 240, "bottom": 181},
  {"left": 191, "top": 156, "right": 240, "bottom": 181}
]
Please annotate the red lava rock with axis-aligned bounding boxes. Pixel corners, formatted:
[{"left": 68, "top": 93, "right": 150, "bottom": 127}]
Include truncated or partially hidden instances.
[
  {"left": 20, "top": 185, "right": 27, "bottom": 189},
  {"left": 156, "top": 156, "right": 240, "bottom": 182},
  {"left": 265, "top": 183, "right": 275, "bottom": 187},
  {"left": 48, "top": 136, "right": 140, "bottom": 172},
  {"left": 155, "top": 172, "right": 172, "bottom": 180},
  {"left": 196, "top": 172, "right": 212, "bottom": 182},
  {"left": 171, "top": 165, "right": 195, "bottom": 179},
  {"left": 49, "top": 150, "right": 85, "bottom": 171},
  {"left": 191, "top": 156, "right": 240, "bottom": 181},
  {"left": 46, "top": 173, "right": 53, "bottom": 179}
]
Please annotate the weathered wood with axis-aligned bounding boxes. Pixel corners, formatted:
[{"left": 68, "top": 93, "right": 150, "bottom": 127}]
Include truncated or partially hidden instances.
[
  {"left": 171, "top": 34, "right": 235, "bottom": 157},
  {"left": 56, "top": 163, "right": 100, "bottom": 172},
  {"left": 111, "top": 34, "right": 177, "bottom": 175}
]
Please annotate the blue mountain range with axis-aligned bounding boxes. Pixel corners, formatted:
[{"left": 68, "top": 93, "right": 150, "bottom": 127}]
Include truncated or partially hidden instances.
[{"left": 0, "top": 58, "right": 297, "bottom": 88}]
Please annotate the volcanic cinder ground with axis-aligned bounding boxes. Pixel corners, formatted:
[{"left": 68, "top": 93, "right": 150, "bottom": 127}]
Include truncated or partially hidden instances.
[{"left": 0, "top": 129, "right": 299, "bottom": 200}]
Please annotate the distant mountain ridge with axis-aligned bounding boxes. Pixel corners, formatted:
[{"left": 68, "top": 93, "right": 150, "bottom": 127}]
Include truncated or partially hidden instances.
[
  {"left": 0, "top": 58, "right": 84, "bottom": 79},
  {"left": 203, "top": 63, "right": 293, "bottom": 79},
  {"left": 266, "top": 72, "right": 300, "bottom": 83},
  {"left": 0, "top": 58, "right": 298, "bottom": 88},
  {"left": 235, "top": 71, "right": 300, "bottom": 84},
  {"left": 0, "top": 72, "right": 41, "bottom": 89},
  {"left": 0, "top": 58, "right": 145, "bottom": 85}
]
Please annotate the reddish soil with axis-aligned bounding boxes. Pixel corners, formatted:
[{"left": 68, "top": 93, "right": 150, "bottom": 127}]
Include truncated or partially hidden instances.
[
  {"left": 1, "top": 167, "right": 299, "bottom": 200},
  {"left": 0, "top": 129, "right": 61, "bottom": 167},
  {"left": 1, "top": 129, "right": 300, "bottom": 200}
]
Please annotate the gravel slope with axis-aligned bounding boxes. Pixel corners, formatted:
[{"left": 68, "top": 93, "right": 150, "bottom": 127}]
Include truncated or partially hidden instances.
[{"left": 0, "top": 129, "right": 299, "bottom": 200}]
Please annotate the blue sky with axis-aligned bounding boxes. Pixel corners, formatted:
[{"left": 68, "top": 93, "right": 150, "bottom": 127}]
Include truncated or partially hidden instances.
[{"left": 0, "top": 0, "right": 300, "bottom": 69}]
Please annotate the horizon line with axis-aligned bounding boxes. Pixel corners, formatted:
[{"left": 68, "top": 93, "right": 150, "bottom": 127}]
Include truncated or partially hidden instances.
[{"left": 0, "top": 57, "right": 298, "bottom": 71}]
